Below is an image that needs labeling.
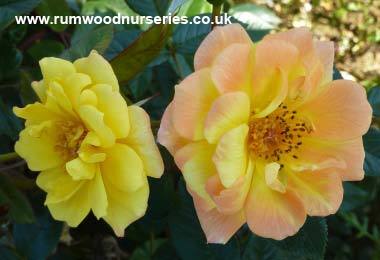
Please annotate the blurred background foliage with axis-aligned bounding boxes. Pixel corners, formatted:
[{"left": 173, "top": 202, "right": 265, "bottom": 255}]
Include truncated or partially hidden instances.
[{"left": 0, "top": 0, "right": 379, "bottom": 259}]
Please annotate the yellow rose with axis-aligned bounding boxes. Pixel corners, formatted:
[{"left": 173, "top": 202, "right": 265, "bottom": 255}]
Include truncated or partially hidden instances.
[{"left": 14, "top": 51, "right": 164, "bottom": 236}]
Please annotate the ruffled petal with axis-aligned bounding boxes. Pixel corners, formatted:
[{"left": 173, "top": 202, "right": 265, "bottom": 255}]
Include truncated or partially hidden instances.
[
  {"left": 174, "top": 141, "right": 216, "bottom": 209},
  {"left": 39, "top": 57, "right": 76, "bottom": 83},
  {"left": 101, "top": 144, "right": 145, "bottom": 192},
  {"left": 157, "top": 102, "right": 188, "bottom": 154},
  {"left": 213, "top": 124, "right": 249, "bottom": 188},
  {"left": 211, "top": 43, "right": 254, "bottom": 94},
  {"left": 123, "top": 105, "right": 164, "bottom": 178},
  {"left": 245, "top": 162, "right": 306, "bottom": 240},
  {"left": 91, "top": 84, "right": 130, "bottom": 139},
  {"left": 287, "top": 168, "right": 343, "bottom": 216},
  {"left": 74, "top": 50, "right": 119, "bottom": 91},
  {"left": 65, "top": 157, "right": 96, "bottom": 180},
  {"left": 300, "top": 80, "right": 372, "bottom": 141},
  {"left": 194, "top": 23, "right": 252, "bottom": 70},
  {"left": 189, "top": 186, "right": 245, "bottom": 244},
  {"left": 88, "top": 166, "right": 108, "bottom": 219},
  {"left": 172, "top": 68, "right": 219, "bottom": 140},
  {"left": 204, "top": 92, "right": 250, "bottom": 144},
  {"left": 102, "top": 176, "right": 149, "bottom": 236},
  {"left": 15, "top": 126, "right": 64, "bottom": 171}
]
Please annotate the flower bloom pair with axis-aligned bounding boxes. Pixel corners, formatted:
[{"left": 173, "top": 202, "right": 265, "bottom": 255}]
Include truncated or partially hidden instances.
[
  {"left": 158, "top": 24, "right": 372, "bottom": 243},
  {"left": 15, "top": 24, "right": 372, "bottom": 242},
  {"left": 14, "top": 51, "right": 163, "bottom": 236}
]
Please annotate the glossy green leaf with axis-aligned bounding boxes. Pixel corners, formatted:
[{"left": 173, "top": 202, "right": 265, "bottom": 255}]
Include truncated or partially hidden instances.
[
  {"left": 177, "top": 0, "right": 212, "bottom": 17},
  {"left": 110, "top": 24, "right": 173, "bottom": 83},
  {"left": 367, "top": 86, "right": 380, "bottom": 117},
  {"left": 172, "top": 16, "right": 211, "bottom": 55},
  {"left": 340, "top": 183, "right": 369, "bottom": 212},
  {"left": 0, "top": 173, "right": 34, "bottom": 223},
  {"left": 0, "top": 0, "right": 42, "bottom": 31},
  {"left": 130, "top": 239, "right": 167, "bottom": 260},
  {"left": 13, "top": 197, "right": 63, "bottom": 260},
  {"left": 126, "top": 0, "right": 171, "bottom": 16},
  {"left": 229, "top": 3, "right": 281, "bottom": 30},
  {"left": 104, "top": 30, "right": 142, "bottom": 60},
  {"left": 363, "top": 127, "right": 380, "bottom": 176},
  {"left": 61, "top": 24, "right": 114, "bottom": 61},
  {"left": 82, "top": 0, "right": 137, "bottom": 16},
  {"left": 244, "top": 217, "right": 327, "bottom": 260},
  {"left": 35, "top": 0, "right": 71, "bottom": 32}
]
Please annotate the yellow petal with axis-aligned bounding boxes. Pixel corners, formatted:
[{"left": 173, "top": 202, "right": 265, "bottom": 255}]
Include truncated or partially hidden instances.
[
  {"left": 39, "top": 57, "right": 76, "bottom": 83},
  {"left": 89, "top": 166, "right": 108, "bottom": 219},
  {"left": 123, "top": 105, "right": 163, "bottom": 178},
  {"left": 31, "top": 80, "right": 47, "bottom": 102},
  {"left": 62, "top": 73, "right": 92, "bottom": 109},
  {"left": 204, "top": 92, "right": 250, "bottom": 144},
  {"left": 265, "top": 162, "right": 286, "bottom": 193},
  {"left": 37, "top": 166, "right": 65, "bottom": 192},
  {"left": 74, "top": 50, "right": 119, "bottom": 91},
  {"left": 66, "top": 158, "right": 96, "bottom": 180},
  {"left": 102, "top": 176, "right": 149, "bottom": 236},
  {"left": 47, "top": 184, "right": 91, "bottom": 227},
  {"left": 15, "top": 127, "right": 64, "bottom": 171},
  {"left": 45, "top": 173, "right": 84, "bottom": 204},
  {"left": 101, "top": 144, "right": 145, "bottom": 192},
  {"left": 78, "top": 145, "right": 106, "bottom": 163},
  {"left": 91, "top": 84, "right": 130, "bottom": 139},
  {"left": 213, "top": 124, "right": 248, "bottom": 188},
  {"left": 13, "top": 103, "right": 59, "bottom": 126},
  {"left": 78, "top": 105, "right": 115, "bottom": 147},
  {"left": 174, "top": 141, "right": 216, "bottom": 209},
  {"left": 79, "top": 89, "right": 98, "bottom": 107}
]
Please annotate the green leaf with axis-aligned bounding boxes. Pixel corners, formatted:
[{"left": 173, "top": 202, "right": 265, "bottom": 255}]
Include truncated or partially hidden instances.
[
  {"left": 130, "top": 238, "right": 167, "bottom": 260},
  {"left": 126, "top": 0, "right": 171, "bottom": 16},
  {"left": 0, "top": 244, "right": 21, "bottom": 260},
  {"left": 0, "top": 173, "right": 35, "bottom": 223},
  {"left": 27, "top": 39, "right": 65, "bottom": 61},
  {"left": 229, "top": 3, "right": 281, "bottom": 30},
  {"left": 340, "top": 183, "right": 369, "bottom": 212},
  {"left": 13, "top": 197, "right": 63, "bottom": 260},
  {"left": 35, "top": 0, "right": 71, "bottom": 32},
  {"left": 110, "top": 24, "right": 173, "bottom": 83},
  {"left": 367, "top": 86, "right": 380, "bottom": 117},
  {"left": 172, "top": 16, "right": 211, "bottom": 55},
  {"left": 177, "top": 0, "right": 212, "bottom": 17},
  {"left": 363, "top": 127, "right": 380, "bottom": 176},
  {"left": 61, "top": 24, "right": 114, "bottom": 61},
  {"left": 206, "top": 0, "right": 225, "bottom": 6},
  {"left": 168, "top": 179, "right": 240, "bottom": 260},
  {"left": 0, "top": 0, "right": 42, "bottom": 31},
  {"left": 0, "top": 35, "right": 22, "bottom": 83},
  {"left": 169, "top": 0, "right": 189, "bottom": 14},
  {"left": 82, "top": 0, "right": 137, "bottom": 16},
  {"left": 104, "top": 29, "right": 142, "bottom": 60},
  {"left": 244, "top": 217, "right": 327, "bottom": 260}
]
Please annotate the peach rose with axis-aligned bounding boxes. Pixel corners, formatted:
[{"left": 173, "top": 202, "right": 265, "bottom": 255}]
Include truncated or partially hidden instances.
[{"left": 158, "top": 24, "right": 372, "bottom": 243}]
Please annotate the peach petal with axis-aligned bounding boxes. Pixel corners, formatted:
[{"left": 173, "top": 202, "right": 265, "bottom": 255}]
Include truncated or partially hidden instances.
[
  {"left": 289, "top": 137, "right": 365, "bottom": 181},
  {"left": 194, "top": 24, "right": 252, "bottom": 71},
  {"left": 245, "top": 163, "right": 306, "bottom": 240},
  {"left": 300, "top": 80, "right": 372, "bottom": 141},
  {"left": 211, "top": 43, "right": 254, "bottom": 94},
  {"left": 206, "top": 159, "right": 253, "bottom": 214},
  {"left": 172, "top": 68, "right": 219, "bottom": 141},
  {"left": 314, "top": 40, "right": 334, "bottom": 83},
  {"left": 157, "top": 102, "right": 188, "bottom": 154},
  {"left": 204, "top": 92, "right": 250, "bottom": 144},
  {"left": 287, "top": 168, "right": 343, "bottom": 216},
  {"left": 189, "top": 186, "right": 245, "bottom": 244}
]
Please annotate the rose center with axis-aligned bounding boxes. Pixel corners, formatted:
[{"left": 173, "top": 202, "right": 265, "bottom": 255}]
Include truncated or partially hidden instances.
[
  {"left": 248, "top": 104, "right": 312, "bottom": 163},
  {"left": 54, "top": 121, "right": 87, "bottom": 160}
]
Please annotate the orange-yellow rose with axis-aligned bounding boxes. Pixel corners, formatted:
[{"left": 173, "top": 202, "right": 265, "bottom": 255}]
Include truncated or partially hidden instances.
[
  {"left": 158, "top": 24, "right": 372, "bottom": 243},
  {"left": 14, "top": 51, "right": 163, "bottom": 236}
]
